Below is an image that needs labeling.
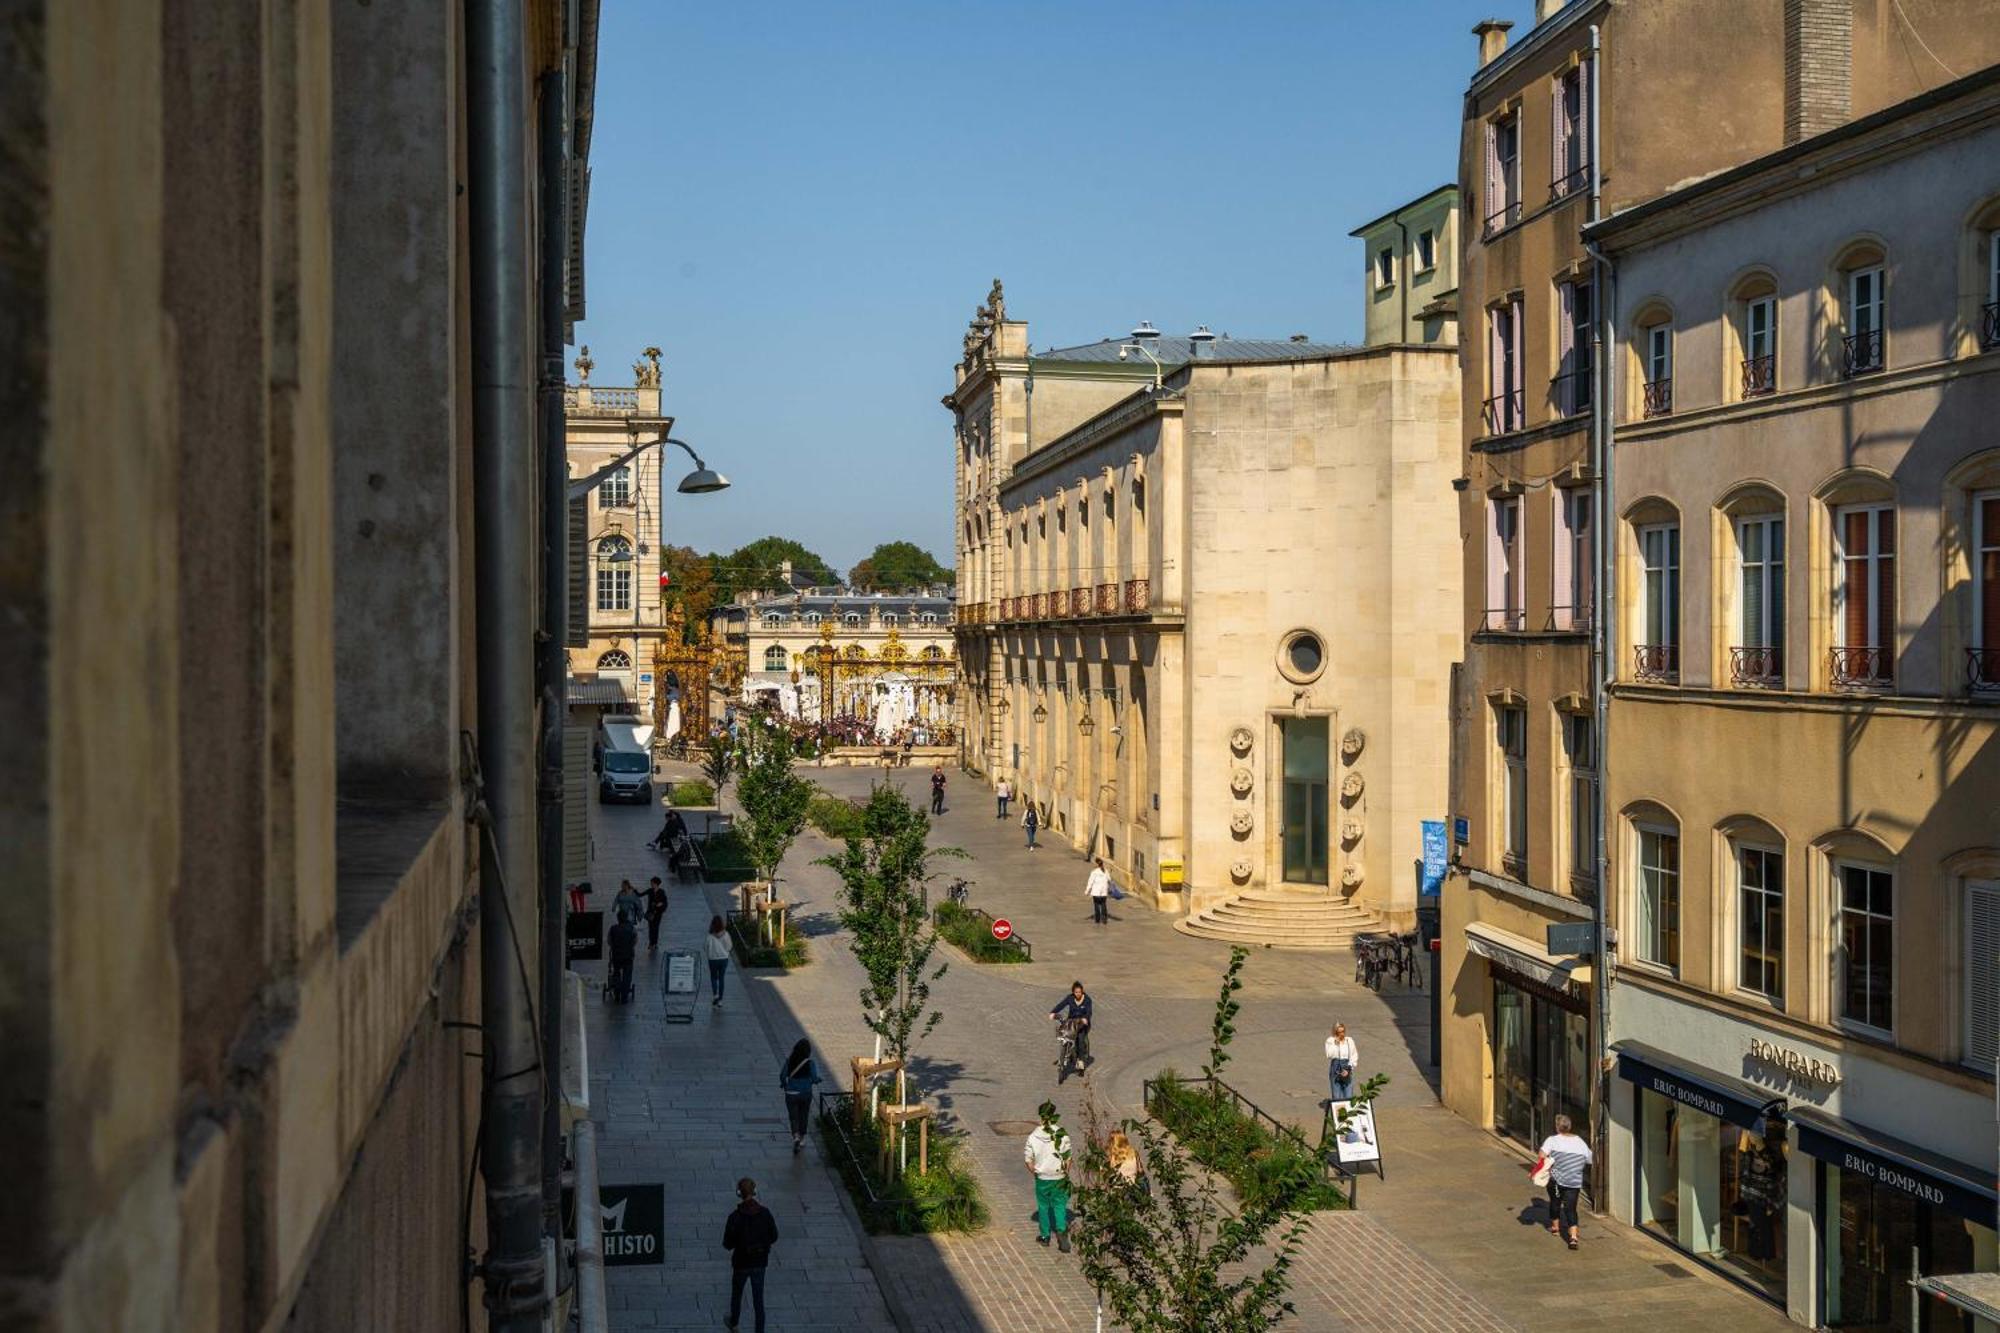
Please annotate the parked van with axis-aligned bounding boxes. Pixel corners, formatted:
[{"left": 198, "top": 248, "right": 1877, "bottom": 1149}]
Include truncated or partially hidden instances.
[{"left": 597, "top": 715, "right": 655, "bottom": 804}]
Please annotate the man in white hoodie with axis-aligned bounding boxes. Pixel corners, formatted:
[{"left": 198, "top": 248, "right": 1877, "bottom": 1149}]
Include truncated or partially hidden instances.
[{"left": 1022, "top": 1101, "right": 1072, "bottom": 1252}]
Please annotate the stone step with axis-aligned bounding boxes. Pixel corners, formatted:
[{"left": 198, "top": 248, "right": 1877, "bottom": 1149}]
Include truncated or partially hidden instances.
[
  {"left": 1173, "top": 919, "right": 1371, "bottom": 951},
  {"left": 1205, "top": 901, "right": 1376, "bottom": 920},
  {"left": 1173, "top": 890, "right": 1386, "bottom": 952}
]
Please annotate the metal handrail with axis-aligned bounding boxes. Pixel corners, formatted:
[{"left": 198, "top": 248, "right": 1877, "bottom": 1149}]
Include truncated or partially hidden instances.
[
  {"left": 1483, "top": 606, "right": 1526, "bottom": 633},
  {"left": 1141, "top": 1074, "right": 1356, "bottom": 1208},
  {"left": 1482, "top": 389, "right": 1524, "bottom": 436}
]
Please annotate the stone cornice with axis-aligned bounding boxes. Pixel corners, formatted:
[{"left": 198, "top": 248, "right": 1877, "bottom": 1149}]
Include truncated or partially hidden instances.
[
  {"left": 1614, "top": 352, "right": 2000, "bottom": 444},
  {"left": 1002, "top": 392, "right": 1181, "bottom": 494}
]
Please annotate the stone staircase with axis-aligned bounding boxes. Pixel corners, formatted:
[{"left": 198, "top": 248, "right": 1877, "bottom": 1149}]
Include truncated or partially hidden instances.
[{"left": 1173, "top": 891, "right": 1384, "bottom": 951}]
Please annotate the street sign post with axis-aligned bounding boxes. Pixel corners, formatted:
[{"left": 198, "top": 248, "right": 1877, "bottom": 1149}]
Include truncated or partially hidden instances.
[
  {"left": 991, "top": 918, "right": 1013, "bottom": 942},
  {"left": 1546, "top": 922, "right": 1596, "bottom": 957}
]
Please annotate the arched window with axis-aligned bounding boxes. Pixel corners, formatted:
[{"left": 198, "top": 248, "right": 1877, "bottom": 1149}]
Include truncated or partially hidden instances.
[
  {"left": 1832, "top": 239, "right": 1887, "bottom": 377},
  {"left": 1816, "top": 829, "right": 1897, "bottom": 1035},
  {"left": 1816, "top": 470, "right": 1897, "bottom": 691},
  {"left": 1624, "top": 497, "right": 1680, "bottom": 682},
  {"left": 1978, "top": 199, "right": 2000, "bottom": 351},
  {"left": 1718, "top": 815, "right": 1786, "bottom": 1003},
  {"left": 763, "top": 612, "right": 784, "bottom": 628},
  {"left": 599, "top": 465, "right": 633, "bottom": 507},
  {"left": 595, "top": 535, "right": 632, "bottom": 613},
  {"left": 1632, "top": 301, "right": 1674, "bottom": 418},
  {"left": 843, "top": 611, "right": 861, "bottom": 626},
  {"left": 1725, "top": 270, "right": 1778, "bottom": 401},
  {"left": 922, "top": 645, "right": 943, "bottom": 660},
  {"left": 596, "top": 649, "right": 632, "bottom": 670},
  {"left": 1627, "top": 806, "right": 1681, "bottom": 973},
  {"left": 763, "top": 645, "right": 788, "bottom": 671},
  {"left": 1717, "top": 483, "right": 1787, "bottom": 688}
]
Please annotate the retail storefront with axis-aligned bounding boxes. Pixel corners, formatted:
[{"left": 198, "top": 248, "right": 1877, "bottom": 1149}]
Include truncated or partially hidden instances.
[
  {"left": 1469, "top": 923, "right": 1592, "bottom": 1151},
  {"left": 1610, "top": 985, "right": 1998, "bottom": 1329}
]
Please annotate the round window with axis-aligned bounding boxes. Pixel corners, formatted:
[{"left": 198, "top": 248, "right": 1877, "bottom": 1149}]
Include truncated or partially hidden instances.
[{"left": 1278, "top": 629, "right": 1326, "bottom": 683}]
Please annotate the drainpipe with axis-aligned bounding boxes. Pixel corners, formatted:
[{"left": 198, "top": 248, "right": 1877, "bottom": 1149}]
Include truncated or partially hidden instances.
[
  {"left": 1582, "top": 20, "right": 1616, "bottom": 1216},
  {"left": 467, "top": 0, "right": 545, "bottom": 1328},
  {"left": 1395, "top": 216, "right": 1412, "bottom": 341},
  {"left": 535, "top": 61, "right": 571, "bottom": 1248}
]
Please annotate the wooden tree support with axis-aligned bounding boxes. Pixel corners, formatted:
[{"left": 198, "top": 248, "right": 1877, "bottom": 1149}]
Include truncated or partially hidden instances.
[
  {"left": 878, "top": 1102, "right": 934, "bottom": 1174},
  {"left": 753, "top": 896, "right": 790, "bottom": 947},
  {"left": 850, "top": 1055, "right": 902, "bottom": 1129}
]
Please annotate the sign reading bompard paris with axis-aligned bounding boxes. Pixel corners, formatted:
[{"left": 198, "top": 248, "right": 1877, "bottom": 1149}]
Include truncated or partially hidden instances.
[{"left": 1747, "top": 1037, "right": 1842, "bottom": 1087}]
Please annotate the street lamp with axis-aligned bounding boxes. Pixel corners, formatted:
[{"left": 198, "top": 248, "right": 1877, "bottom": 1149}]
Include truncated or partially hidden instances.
[
  {"left": 1117, "top": 321, "right": 1165, "bottom": 391},
  {"left": 567, "top": 431, "right": 731, "bottom": 501}
]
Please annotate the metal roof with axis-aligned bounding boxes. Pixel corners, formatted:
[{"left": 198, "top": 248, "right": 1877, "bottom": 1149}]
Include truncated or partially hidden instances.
[{"left": 1034, "top": 335, "right": 1359, "bottom": 365}]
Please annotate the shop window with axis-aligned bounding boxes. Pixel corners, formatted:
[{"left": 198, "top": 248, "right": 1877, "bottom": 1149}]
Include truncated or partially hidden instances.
[
  {"left": 1491, "top": 976, "right": 1589, "bottom": 1150},
  {"left": 1837, "top": 861, "right": 1894, "bottom": 1035},
  {"left": 1821, "top": 1158, "right": 1995, "bottom": 1328},
  {"left": 1279, "top": 717, "right": 1329, "bottom": 885},
  {"left": 1637, "top": 1090, "right": 1788, "bottom": 1303},
  {"left": 1636, "top": 824, "right": 1680, "bottom": 971}
]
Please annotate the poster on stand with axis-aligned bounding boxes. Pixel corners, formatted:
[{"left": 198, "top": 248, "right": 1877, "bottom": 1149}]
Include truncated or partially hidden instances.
[{"left": 1328, "top": 1101, "right": 1381, "bottom": 1164}]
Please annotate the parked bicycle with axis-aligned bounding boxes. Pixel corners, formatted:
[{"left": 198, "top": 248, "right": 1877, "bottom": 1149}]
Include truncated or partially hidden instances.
[{"left": 945, "top": 878, "right": 971, "bottom": 907}]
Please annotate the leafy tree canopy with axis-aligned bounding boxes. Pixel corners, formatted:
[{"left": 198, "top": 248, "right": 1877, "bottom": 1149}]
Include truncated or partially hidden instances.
[
  {"left": 709, "top": 536, "right": 837, "bottom": 603},
  {"left": 659, "top": 544, "right": 718, "bottom": 635},
  {"left": 848, "top": 541, "right": 951, "bottom": 593}
]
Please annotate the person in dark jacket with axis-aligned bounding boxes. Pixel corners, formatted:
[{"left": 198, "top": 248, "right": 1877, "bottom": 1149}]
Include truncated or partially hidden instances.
[
  {"left": 779, "top": 1038, "right": 822, "bottom": 1155},
  {"left": 722, "top": 1177, "right": 778, "bottom": 1332},
  {"left": 644, "top": 877, "right": 669, "bottom": 952},
  {"left": 606, "top": 917, "right": 637, "bottom": 1003}
]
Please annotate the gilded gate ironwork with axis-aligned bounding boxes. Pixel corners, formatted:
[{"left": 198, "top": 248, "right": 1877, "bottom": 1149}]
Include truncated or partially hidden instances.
[{"left": 649, "top": 604, "right": 723, "bottom": 743}]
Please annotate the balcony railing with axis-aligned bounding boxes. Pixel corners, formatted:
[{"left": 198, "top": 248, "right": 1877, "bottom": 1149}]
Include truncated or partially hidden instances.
[
  {"left": 1096, "top": 582, "right": 1118, "bottom": 615},
  {"left": 1741, "top": 355, "right": 1775, "bottom": 398},
  {"left": 1830, "top": 645, "right": 1892, "bottom": 689},
  {"left": 1549, "top": 368, "right": 1592, "bottom": 418},
  {"left": 1641, "top": 378, "right": 1673, "bottom": 418},
  {"left": 958, "top": 602, "right": 986, "bottom": 626},
  {"left": 1481, "top": 388, "right": 1524, "bottom": 436},
  {"left": 1550, "top": 164, "right": 1589, "bottom": 201},
  {"left": 1070, "top": 587, "right": 1090, "bottom": 618},
  {"left": 1633, "top": 643, "right": 1679, "bottom": 682},
  {"left": 1546, "top": 605, "right": 1592, "bottom": 633},
  {"left": 1969, "top": 647, "right": 2000, "bottom": 692},
  {"left": 1729, "top": 645, "right": 1783, "bottom": 687},
  {"left": 1030, "top": 592, "right": 1047, "bottom": 619},
  {"left": 1482, "top": 198, "right": 1522, "bottom": 237},
  {"left": 1982, "top": 301, "right": 2000, "bottom": 351},
  {"left": 1124, "top": 577, "right": 1151, "bottom": 613},
  {"left": 1483, "top": 606, "right": 1526, "bottom": 633},
  {"left": 1842, "top": 328, "right": 1884, "bottom": 378}
]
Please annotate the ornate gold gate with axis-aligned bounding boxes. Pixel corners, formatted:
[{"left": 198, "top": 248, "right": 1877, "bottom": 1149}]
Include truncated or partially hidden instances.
[{"left": 649, "top": 604, "right": 722, "bottom": 743}]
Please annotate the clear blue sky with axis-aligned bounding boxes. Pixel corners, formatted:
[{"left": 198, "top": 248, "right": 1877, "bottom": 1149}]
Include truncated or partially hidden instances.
[{"left": 578, "top": 0, "right": 1529, "bottom": 574}]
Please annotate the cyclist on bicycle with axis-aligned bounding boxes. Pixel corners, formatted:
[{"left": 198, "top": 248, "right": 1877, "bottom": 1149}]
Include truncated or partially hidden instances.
[{"left": 1050, "top": 981, "right": 1094, "bottom": 1070}]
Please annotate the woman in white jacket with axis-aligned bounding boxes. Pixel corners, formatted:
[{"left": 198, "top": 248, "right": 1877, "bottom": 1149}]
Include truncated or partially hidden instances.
[
  {"left": 1325, "top": 1023, "right": 1358, "bottom": 1102},
  {"left": 705, "top": 915, "right": 732, "bottom": 1006}
]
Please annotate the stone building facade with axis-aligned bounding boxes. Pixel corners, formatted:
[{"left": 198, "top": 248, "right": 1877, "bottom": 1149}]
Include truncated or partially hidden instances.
[
  {"left": 947, "top": 278, "right": 1460, "bottom": 939},
  {"left": 1438, "top": 0, "right": 2000, "bottom": 1186},
  {"left": 717, "top": 591, "right": 958, "bottom": 730},
  {"left": 1587, "top": 68, "right": 2000, "bottom": 1325},
  {"left": 2, "top": 1, "right": 595, "bottom": 1328}
]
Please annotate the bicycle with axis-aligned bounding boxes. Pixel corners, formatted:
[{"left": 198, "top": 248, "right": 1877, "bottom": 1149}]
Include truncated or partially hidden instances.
[
  {"left": 945, "top": 879, "right": 971, "bottom": 907},
  {"left": 1054, "top": 1018, "right": 1080, "bottom": 1081}
]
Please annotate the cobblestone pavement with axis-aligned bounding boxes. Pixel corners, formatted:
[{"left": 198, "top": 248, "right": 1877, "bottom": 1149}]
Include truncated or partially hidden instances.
[{"left": 580, "top": 760, "right": 1791, "bottom": 1331}]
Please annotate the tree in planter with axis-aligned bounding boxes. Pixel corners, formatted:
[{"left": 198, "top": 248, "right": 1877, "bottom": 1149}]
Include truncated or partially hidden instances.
[
  {"left": 699, "top": 731, "right": 737, "bottom": 808},
  {"left": 818, "top": 785, "right": 962, "bottom": 1108},
  {"left": 734, "top": 720, "right": 813, "bottom": 939}
]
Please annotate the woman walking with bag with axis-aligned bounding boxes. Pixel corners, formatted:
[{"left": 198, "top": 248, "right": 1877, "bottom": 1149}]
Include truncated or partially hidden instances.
[
  {"left": 1537, "top": 1114, "right": 1594, "bottom": 1250},
  {"left": 779, "top": 1038, "right": 821, "bottom": 1155},
  {"left": 1022, "top": 801, "right": 1040, "bottom": 851},
  {"left": 705, "top": 915, "right": 732, "bottom": 1006}
]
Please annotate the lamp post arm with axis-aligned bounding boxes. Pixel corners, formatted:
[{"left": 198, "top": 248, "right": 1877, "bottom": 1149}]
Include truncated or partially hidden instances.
[{"left": 564, "top": 433, "right": 708, "bottom": 501}]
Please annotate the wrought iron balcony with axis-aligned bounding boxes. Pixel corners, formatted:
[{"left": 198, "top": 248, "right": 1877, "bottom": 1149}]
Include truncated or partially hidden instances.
[
  {"left": 1030, "top": 592, "right": 1048, "bottom": 619},
  {"left": 1842, "top": 328, "right": 1884, "bottom": 378},
  {"left": 1982, "top": 302, "right": 2000, "bottom": 351},
  {"left": 1070, "top": 586, "right": 1090, "bottom": 618},
  {"left": 1641, "top": 378, "right": 1673, "bottom": 418},
  {"left": 1830, "top": 645, "right": 1892, "bottom": 689},
  {"left": 1550, "top": 164, "right": 1589, "bottom": 201},
  {"left": 1549, "top": 368, "right": 1592, "bottom": 418},
  {"left": 1483, "top": 606, "right": 1526, "bottom": 633},
  {"left": 1482, "top": 388, "right": 1525, "bottom": 436},
  {"left": 1966, "top": 647, "right": 2000, "bottom": 692},
  {"left": 1545, "top": 605, "right": 1592, "bottom": 633},
  {"left": 1633, "top": 643, "right": 1679, "bottom": 682},
  {"left": 1729, "top": 645, "right": 1783, "bottom": 687},
  {"left": 1096, "top": 582, "right": 1118, "bottom": 615},
  {"left": 1124, "top": 577, "right": 1151, "bottom": 613},
  {"left": 1482, "top": 198, "right": 1522, "bottom": 237},
  {"left": 1741, "top": 355, "right": 1775, "bottom": 399}
]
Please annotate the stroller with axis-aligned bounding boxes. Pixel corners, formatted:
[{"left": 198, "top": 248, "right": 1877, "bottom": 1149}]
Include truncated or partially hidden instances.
[{"left": 604, "top": 919, "right": 638, "bottom": 1003}]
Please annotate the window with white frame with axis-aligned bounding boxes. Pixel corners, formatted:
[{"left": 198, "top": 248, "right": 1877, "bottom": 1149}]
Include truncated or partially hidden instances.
[
  {"left": 1487, "top": 496, "right": 1523, "bottom": 630},
  {"left": 1564, "top": 714, "right": 1596, "bottom": 892},
  {"left": 1497, "top": 705, "right": 1528, "bottom": 870},
  {"left": 1837, "top": 861, "right": 1893, "bottom": 1033},
  {"left": 1973, "top": 491, "right": 2000, "bottom": 689},
  {"left": 1637, "top": 522, "right": 1679, "bottom": 679},
  {"left": 1642, "top": 321, "right": 1673, "bottom": 417},
  {"left": 1966, "top": 879, "right": 1999, "bottom": 1071},
  {"left": 763, "top": 645, "right": 787, "bottom": 671},
  {"left": 1636, "top": 825, "right": 1680, "bottom": 970},
  {"left": 596, "top": 649, "right": 631, "bottom": 670},
  {"left": 1737, "top": 844, "right": 1784, "bottom": 1001},
  {"left": 600, "top": 465, "right": 632, "bottom": 507},
  {"left": 1743, "top": 295, "right": 1777, "bottom": 396},
  {"left": 1844, "top": 264, "right": 1885, "bottom": 375},
  {"left": 1486, "top": 299, "right": 1524, "bottom": 434},
  {"left": 594, "top": 535, "right": 632, "bottom": 612},
  {"left": 1833, "top": 504, "right": 1895, "bottom": 686},
  {"left": 1552, "top": 488, "right": 1592, "bottom": 631},
  {"left": 1734, "top": 514, "right": 1785, "bottom": 684},
  {"left": 1375, "top": 247, "right": 1396, "bottom": 290},
  {"left": 1415, "top": 229, "right": 1437, "bottom": 272}
]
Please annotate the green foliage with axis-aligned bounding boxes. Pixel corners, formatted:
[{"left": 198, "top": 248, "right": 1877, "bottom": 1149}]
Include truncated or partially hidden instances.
[
  {"left": 1148, "top": 1074, "right": 1347, "bottom": 1213},
  {"left": 933, "top": 901, "right": 1030, "bottom": 963},
  {"left": 699, "top": 732, "right": 737, "bottom": 805},
  {"left": 725, "top": 912, "right": 809, "bottom": 968},
  {"left": 818, "top": 1104, "right": 988, "bottom": 1234},
  {"left": 847, "top": 540, "right": 951, "bottom": 593},
  {"left": 659, "top": 545, "right": 718, "bottom": 631},
  {"left": 1203, "top": 946, "right": 1248, "bottom": 1083},
  {"left": 817, "top": 784, "right": 965, "bottom": 1069},
  {"left": 734, "top": 720, "right": 814, "bottom": 884},
  {"left": 669, "top": 780, "right": 715, "bottom": 807},
  {"left": 698, "top": 828, "right": 756, "bottom": 882},
  {"left": 709, "top": 535, "right": 836, "bottom": 602},
  {"left": 805, "top": 793, "right": 867, "bottom": 841}
]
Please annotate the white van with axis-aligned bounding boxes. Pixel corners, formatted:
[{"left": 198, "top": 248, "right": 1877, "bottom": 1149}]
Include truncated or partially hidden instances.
[{"left": 596, "top": 715, "right": 655, "bottom": 804}]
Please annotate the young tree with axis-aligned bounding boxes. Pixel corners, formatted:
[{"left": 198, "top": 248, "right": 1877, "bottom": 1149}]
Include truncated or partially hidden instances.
[
  {"left": 734, "top": 720, "right": 813, "bottom": 887},
  {"left": 699, "top": 731, "right": 737, "bottom": 807},
  {"left": 818, "top": 784, "right": 961, "bottom": 1072}
]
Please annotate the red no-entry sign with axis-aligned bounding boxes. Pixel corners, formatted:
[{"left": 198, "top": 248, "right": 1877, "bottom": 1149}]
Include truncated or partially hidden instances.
[{"left": 991, "top": 918, "right": 1013, "bottom": 942}]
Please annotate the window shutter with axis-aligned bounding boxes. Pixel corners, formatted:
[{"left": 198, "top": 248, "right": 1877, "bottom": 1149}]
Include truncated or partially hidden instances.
[
  {"left": 1552, "top": 492, "right": 1573, "bottom": 626},
  {"left": 1509, "top": 296, "right": 1527, "bottom": 411},
  {"left": 567, "top": 494, "right": 589, "bottom": 646},
  {"left": 1557, "top": 282, "right": 1575, "bottom": 388},
  {"left": 1484, "top": 120, "right": 1500, "bottom": 227},
  {"left": 1487, "top": 502, "right": 1506, "bottom": 616},
  {"left": 1551, "top": 76, "right": 1568, "bottom": 191},
  {"left": 1579, "top": 59, "right": 1593, "bottom": 179},
  {"left": 1487, "top": 308, "right": 1503, "bottom": 425},
  {"left": 1967, "top": 882, "right": 2000, "bottom": 1071}
]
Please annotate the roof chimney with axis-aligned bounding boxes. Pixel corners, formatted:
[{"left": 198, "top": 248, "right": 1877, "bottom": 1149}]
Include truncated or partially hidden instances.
[
  {"left": 1189, "top": 326, "right": 1216, "bottom": 359},
  {"left": 1784, "top": 0, "right": 1851, "bottom": 145},
  {"left": 1473, "top": 19, "right": 1514, "bottom": 67}
]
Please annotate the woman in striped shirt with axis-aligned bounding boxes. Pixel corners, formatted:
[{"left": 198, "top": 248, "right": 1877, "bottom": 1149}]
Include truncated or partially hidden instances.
[{"left": 1539, "top": 1114, "right": 1594, "bottom": 1250}]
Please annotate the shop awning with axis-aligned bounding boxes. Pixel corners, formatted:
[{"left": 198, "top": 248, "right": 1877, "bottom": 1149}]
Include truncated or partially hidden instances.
[
  {"left": 1463, "top": 921, "right": 1592, "bottom": 990},
  {"left": 1912, "top": 1273, "right": 2000, "bottom": 1324},
  {"left": 1789, "top": 1105, "right": 1997, "bottom": 1222},
  {"left": 1612, "top": 1039, "right": 1785, "bottom": 1131},
  {"left": 568, "top": 678, "right": 631, "bottom": 707}
]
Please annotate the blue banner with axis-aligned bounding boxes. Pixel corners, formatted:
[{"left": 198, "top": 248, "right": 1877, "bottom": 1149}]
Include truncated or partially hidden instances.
[{"left": 1420, "top": 820, "right": 1448, "bottom": 896}]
